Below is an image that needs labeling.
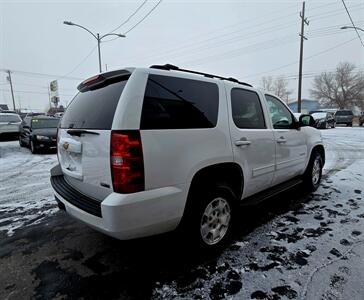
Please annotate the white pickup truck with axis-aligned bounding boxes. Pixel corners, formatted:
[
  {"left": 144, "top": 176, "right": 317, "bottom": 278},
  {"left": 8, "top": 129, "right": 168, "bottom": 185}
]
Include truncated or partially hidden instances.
[{"left": 51, "top": 64, "right": 325, "bottom": 249}]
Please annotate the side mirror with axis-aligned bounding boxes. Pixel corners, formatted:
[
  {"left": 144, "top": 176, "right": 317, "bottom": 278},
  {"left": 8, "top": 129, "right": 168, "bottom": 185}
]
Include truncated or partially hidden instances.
[{"left": 299, "top": 114, "right": 315, "bottom": 127}]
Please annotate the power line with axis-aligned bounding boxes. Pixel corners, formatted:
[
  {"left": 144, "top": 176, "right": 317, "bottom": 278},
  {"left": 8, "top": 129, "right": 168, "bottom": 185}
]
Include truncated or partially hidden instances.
[
  {"left": 109, "top": 2, "right": 362, "bottom": 65},
  {"left": 60, "top": 46, "right": 97, "bottom": 78},
  {"left": 341, "top": 0, "right": 364, "bottom": 48},
  {"left": 104, "top": 0, "right": 163, "bottom": 43},
  {"left": 0, "top": 68, "right": 82, "bottom": 81},
  {"left": 0, "top": 88, "right": 74, "bottom": 97},
  {"left": 244, "top": 36, "right": 360, "bottom": 80},
  {"left": 109, "top": 0, "right": 148, "bottom": 33}
]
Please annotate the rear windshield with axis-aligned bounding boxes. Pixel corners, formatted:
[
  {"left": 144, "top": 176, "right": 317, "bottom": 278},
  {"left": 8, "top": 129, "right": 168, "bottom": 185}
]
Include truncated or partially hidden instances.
[
  {"left": 32, "top": 118, "right": 59, "bottom": 129},
  {"left": 335, "top": 110, "right": 353, "bottom": 116},
  {"left": 60, "top": 79, "right": 128, "bottom": 129},
  {"left": 0, "top": 115, "right": 21, "bottom": 122}
]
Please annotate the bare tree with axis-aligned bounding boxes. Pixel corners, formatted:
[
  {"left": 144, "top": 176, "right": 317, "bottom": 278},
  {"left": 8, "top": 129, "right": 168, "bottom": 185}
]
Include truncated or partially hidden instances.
[
  {"left": 310, "top": 62, "right": 364, "bottom": 109},
  {"left": 260, "top": 76, "right": 274, "bottom": 92},
  {"left": 260, "top": 76, "right": 292, "bottom": 103}
]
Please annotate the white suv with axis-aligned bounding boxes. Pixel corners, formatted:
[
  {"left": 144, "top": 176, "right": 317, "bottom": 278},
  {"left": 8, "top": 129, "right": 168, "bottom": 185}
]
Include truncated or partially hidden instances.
[{"left": 50, "top": 65, "right": 325, "bottom": 248}]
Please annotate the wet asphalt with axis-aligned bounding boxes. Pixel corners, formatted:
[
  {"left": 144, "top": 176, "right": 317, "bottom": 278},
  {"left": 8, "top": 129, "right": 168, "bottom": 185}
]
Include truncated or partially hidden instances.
[{"left": 0, "top": 127, "right": 363, "bottom": 300}]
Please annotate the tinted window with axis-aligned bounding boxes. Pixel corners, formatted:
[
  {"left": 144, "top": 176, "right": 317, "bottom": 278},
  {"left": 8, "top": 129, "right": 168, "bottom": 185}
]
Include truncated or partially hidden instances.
[
  {"left": 0, "top": 114, "right": 21, "bottom": 122},
  {"left": 31, "top": 118, "right": 59, "bottom": 129},
  {"left": 231, "top": 89, "right": 265, "bottom": 129},
  {"left": 60, "top": 79, "right": 128, "bottom": 129},
  {"left": 265, "top": 95, "right": 293, "bottom": 129},
  {"left": 335, "top": 110, "right": 353, "bottom": 116},
  {"left": 140, "top": 75, "right": 219, "bottom": 129}
]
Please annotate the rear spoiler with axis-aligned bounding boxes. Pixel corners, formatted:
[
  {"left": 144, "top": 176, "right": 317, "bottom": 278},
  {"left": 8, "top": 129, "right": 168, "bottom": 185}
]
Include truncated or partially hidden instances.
[{"left": 77, "top": 70, "right": 131, "bottom": 92}]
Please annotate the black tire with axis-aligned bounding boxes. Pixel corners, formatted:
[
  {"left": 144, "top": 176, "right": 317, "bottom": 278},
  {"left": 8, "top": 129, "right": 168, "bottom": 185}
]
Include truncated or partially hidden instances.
[
  {"left": 348, "top": 123, "right": 353, "bottom": 127},
  {"left": 19, "top": 136, "right": 25, "bottom": 147},
  {"left": 303, "top": 151, "right": 323, "bottom": 192},
  {"left": 30, "top": 140, "right": 38, "bottom": 154},
  {"left": 332, "top": 122, "right": 336, "bottom": 128},
  {"left": 179, "top": 184, "right": 236, "bottom": 250}
]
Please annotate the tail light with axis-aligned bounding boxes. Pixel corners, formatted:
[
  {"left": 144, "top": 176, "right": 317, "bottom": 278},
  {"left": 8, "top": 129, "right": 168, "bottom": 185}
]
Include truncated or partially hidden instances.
[{"left": 110, "top": 130, "right": 144, "bottom": 193}]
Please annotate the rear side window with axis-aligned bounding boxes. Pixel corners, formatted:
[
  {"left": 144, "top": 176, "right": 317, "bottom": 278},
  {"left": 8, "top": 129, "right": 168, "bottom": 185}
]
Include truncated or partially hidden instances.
[
  {"left": 335, "top": 110, "right": 353, "bottom": 116},
  {"left": 140, "top": 74, "right": 219, "bottom": 129},
  {"left": 231, "top": 88, "right": 265, "bottom": 129},
  {"left": 60, "top": 79, "right": 128, "bottom": 129},
  {"left": 0, "top": 115, "right": 21, "bottom": 122}
]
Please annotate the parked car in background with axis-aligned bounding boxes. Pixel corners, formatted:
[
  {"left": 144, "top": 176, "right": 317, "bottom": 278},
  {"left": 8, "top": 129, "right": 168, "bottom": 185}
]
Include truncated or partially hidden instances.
[
  {"left": 335, "top": 109, "right": 353, "bottom": 126},
  {"left": 0, "top": 113, "right": 22, "bottom": 137},
  {"left": 311, "top": 112, "right": 335, "bottom": 129},
  {"left": 50, "top": 65, "right": 325, "bottom": 249},
  {"left": 359, "top": 112, "right": 364, "bottom": 127},
  {"left": 19, "top": 116, "right": 60, "bottom": 153}
]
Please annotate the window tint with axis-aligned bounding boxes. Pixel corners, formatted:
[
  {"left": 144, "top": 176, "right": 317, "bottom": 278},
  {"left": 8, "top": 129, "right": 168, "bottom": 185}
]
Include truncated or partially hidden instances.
[
  {"left": 140, "top": 74, "right": 219, "bottom": 129},
  {"left": 335, "top": 110, "right": 353, "bottom": 116},
  {"left": 31, "top": 118, "right": 60, "bottom": 129},
  {"left": 231, "top": 89, "right": 265, "bottom": 129},
  {"left": 0, "top": 114, "right": 21, "bottom": 122},
  {"left": 265, "top": 95, "right": 293, "bottom": 129},
  {"left": 60, "top": 79, "right": 128, "bottom": 129}
]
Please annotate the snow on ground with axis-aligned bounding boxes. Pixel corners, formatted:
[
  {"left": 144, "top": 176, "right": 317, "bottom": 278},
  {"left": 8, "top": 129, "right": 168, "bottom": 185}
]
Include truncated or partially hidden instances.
[
  {"left": 0, "top": 140, "right": 58, "bottom": 235},
  {"left": 152, "top": 127, "right": 364, "bottom": 299},
  {"left": 0, "top": 127, "right": 363, "bottom": 300}
]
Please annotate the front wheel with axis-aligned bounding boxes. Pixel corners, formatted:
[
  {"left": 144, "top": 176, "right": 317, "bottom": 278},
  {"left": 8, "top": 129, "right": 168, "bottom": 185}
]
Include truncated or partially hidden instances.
[
  {"left": 30, "top": 140, "right": 37, "bottom": 154},
  {"left": 19, "top": 136, "right": 25, "bottom": 147},
  {"left": 303, "top": 151, "right": 323, "bottom": 192}
]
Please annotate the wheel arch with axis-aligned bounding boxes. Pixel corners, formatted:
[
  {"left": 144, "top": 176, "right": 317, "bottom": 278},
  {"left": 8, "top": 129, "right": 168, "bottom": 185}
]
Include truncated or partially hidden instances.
[
  {"left": 186, "top": 162, "right": 244, "bottom": 203},
  {"left": 310, "top": 144, "right": 325, "bottom": 166}
]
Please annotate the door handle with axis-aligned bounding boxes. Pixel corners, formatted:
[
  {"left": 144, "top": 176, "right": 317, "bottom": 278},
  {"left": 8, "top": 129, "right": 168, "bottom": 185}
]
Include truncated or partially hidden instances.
[
  {"left": 277, "top": 136, "right": 287, "bottom": 144},
  {"left": 235, "top": 139, "right": 251, "bottom": 146}
]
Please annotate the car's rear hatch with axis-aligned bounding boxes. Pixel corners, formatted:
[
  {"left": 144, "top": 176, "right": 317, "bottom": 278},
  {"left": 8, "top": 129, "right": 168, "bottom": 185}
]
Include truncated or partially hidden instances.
[
  {"left": 0, "top": 114, "right": 21, "bottom": 133},
  {"left": 58, "top": 70, "right": 131, "bottom": 200}
]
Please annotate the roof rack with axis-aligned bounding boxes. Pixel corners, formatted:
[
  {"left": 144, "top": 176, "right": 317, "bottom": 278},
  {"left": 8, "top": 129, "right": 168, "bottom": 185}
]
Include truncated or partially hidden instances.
[{"left": 150, "top": 64, "right": 252, "bottom": 87}]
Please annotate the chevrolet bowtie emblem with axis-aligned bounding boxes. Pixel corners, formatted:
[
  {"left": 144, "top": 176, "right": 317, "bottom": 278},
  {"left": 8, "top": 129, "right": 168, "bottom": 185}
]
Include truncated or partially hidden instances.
[{"left": 63, "top": 142, "right": 69, "bottom": 150}]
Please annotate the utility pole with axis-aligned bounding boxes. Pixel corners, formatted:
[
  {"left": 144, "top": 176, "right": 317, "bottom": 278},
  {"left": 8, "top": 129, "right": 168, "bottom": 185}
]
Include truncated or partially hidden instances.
[
  {"left": 297, "top": 1, "right": 309, "bottom": 113},
  {"left": 6, "top": 70, "right": 16, "bottom": 111}
]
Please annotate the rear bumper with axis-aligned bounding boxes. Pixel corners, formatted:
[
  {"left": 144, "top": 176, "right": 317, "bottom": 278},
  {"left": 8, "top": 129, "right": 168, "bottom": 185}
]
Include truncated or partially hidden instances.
[
  {"left": 0, "top": 129, "right": 19, "bottom": 134},
  {"left": 50, "top": 166, "right": 187, "bottom": 240}
]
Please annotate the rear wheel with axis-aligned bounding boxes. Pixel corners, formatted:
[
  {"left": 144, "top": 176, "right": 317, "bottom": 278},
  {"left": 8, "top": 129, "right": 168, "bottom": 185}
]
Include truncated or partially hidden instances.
[
  {"left": 303, "top": 151, "right": 323, "bottom": 192},
  {"left": 348, "top": 122, "right": 353, "bottom": 127},
  {"left": 180, "top": 184, "right": 236, "bottom": 250},
  {"left": 332, "top": 122, "right": 336, "bottom": 128}
]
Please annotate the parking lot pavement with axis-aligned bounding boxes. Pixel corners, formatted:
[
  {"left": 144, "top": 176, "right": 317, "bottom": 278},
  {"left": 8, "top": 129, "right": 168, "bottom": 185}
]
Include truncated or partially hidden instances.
[{"left": 0, "top": 127, "right": 364, "bottom": 300}]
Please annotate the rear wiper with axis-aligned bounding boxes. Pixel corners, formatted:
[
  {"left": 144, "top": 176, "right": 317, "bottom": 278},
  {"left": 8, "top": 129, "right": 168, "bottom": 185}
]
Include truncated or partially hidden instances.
[{"left": 67, "top": 129, "right": 99, "bottom": 136}]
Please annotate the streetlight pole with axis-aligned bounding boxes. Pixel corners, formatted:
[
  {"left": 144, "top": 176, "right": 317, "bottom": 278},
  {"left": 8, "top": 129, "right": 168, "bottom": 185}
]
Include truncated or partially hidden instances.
[
  {"left": 63, "top": 21, "right": 125, "bottom": 73},
  {"left": 340, "top": 26, "right": 364, "bottom": 32}
]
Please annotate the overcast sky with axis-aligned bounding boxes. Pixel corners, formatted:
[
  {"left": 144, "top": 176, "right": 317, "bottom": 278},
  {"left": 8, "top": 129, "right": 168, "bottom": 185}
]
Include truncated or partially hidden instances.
[{"left": 0, "top": 0, "right": 363, "bottom": 111}]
